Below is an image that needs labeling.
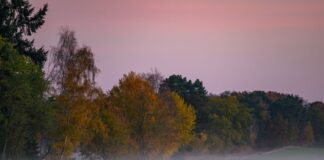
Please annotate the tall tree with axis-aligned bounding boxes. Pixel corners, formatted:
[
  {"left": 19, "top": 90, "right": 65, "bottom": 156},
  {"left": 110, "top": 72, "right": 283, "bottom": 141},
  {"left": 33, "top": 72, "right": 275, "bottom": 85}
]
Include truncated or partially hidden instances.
[
  {"left": 230, "top": 91, "right": 308, "bottom": 149},
  {"left": 48, "top": 29, "right": 104, "bottom": 159},
  {"left": 267, "top": 95, "right": 306, "bottom": 147},
  {"left": 153, "top": 91, "right": 196, "bottom": 159},
  {"left": 108, "top": 72, "right": 159, "bottom": 159},
  {"left": 160, "top": 75, "right": 208, "bottom": 131},
  {"left": 0, "top": 0, "right": 48, "bottom": 66},
  {"left": 141, "top": 68, "right": 164, "bottom": 93},
  {"left": 301, "top": 122, "right": 314, "bottom": 146},
  {"left": 204, "top": 96, "right": 252, "bottom": 153},
  {"left": 108, "top": 72, "right": 196, "bottom": 160},
  {"left": 79, "top": 92, "right": 129, "bottom": 160},
  {"left": 0, "top": 37, "right": 47, "bottom": 159},
  {"left": 308, "top": 102, "right": 324, "bottom": 146},
  {"left": 228, "top": 91, "right": 274, "bottom": 148}
]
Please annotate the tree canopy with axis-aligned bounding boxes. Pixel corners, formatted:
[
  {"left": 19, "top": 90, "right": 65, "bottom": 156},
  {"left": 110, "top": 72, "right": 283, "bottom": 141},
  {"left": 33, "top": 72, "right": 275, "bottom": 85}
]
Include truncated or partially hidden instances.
[
  {"left": 160, "top": 75, "right": 208, "bottom": 132},
  {"left": 47, "top": 29, "right": 104, "bottom": 159},
  {"left": 107, "top": 72, "right": 196, "bottom": 160},
  {"left": 0, "top": 36, "right": 47, "bottom": 159},
  {"left": 0, "top": 0, "right": 48, "bottom": 67},
  {"left": 1, "top": 3, "right": 324, "bottom": 158}
]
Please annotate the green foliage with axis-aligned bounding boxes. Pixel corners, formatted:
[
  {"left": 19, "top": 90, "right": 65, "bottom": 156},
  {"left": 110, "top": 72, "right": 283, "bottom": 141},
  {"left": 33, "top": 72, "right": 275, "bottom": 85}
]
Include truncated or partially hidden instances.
[
  {"left": 0, "top": 0, "right": 48, "bottom": 67},
  {"left": 160, "top": 75, "right": 207, "bottom": 110},
  {"left": 229, "top": 91, "right": 309, "bottom": 149},
  {"left": 204, "top": 96, "right": 252, "bottom": 153},
  {"left": 308, "top": 102, "right": 324, "bottom": 146},
  {"left": 267, "top": 95, "right": 307, "bottom": 147},
  {"left": 160, "top": 75, "right": 208, "bottom": 131},
  {"left": 154, "top": 91, "right": 196, "bottom": 158},
  {"left": 301, "top": 122, "right": 314, "bottom": 146},
  {"left": 0, "top": 37, "right": 47, "bottom": 159}
]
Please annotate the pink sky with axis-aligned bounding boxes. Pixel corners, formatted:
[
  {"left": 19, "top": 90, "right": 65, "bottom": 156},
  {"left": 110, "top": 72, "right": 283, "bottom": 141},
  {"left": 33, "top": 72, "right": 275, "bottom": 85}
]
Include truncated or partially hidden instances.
[{"left": 31, "top": 0, "right": 324, "bottom": 102}]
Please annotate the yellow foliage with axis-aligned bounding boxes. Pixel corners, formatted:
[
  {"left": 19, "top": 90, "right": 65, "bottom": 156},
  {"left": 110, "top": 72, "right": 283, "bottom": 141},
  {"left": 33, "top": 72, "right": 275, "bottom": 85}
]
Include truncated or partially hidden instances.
[{"left": 107, "top": 72, "right": 196, "bottom": 160}]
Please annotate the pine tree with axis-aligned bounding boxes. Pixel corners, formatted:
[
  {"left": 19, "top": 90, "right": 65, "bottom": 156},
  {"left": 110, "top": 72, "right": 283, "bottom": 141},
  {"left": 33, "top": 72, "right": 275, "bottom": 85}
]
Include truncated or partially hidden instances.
[{"left": 0, "top": 0, "right": 48, "bottom": 67}]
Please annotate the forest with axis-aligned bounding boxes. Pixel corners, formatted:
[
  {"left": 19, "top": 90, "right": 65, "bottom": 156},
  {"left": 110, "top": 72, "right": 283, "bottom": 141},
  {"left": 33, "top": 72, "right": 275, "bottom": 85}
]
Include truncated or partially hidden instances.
[{"left": 1, "top": 0, "right": 324, "bottom": 160}]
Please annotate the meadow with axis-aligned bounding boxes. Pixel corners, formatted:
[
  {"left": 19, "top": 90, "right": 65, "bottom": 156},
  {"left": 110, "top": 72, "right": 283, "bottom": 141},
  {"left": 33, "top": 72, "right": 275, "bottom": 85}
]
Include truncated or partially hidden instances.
[{"left": 182, "top": 147, "right": 324, "bottom": 160}]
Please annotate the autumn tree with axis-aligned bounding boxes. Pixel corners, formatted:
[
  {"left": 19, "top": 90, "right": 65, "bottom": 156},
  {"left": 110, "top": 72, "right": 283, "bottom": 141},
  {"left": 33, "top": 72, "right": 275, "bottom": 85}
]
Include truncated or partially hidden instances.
[
  {"left": 108, "top": 72, "right": 158, "bottom": 159},
  {"left": 48, "top": 29, "right": 105, "bottom": 159},
  {"left": 79, "top": 92, "right": 129, "bottom": 160},
  {"left": 108, "top": 72, "right": 195, "bottom": 160},
  {"left": 0, "top": 0, "right": 48, "bottom": 67},
  {"left": 160, "top": 75, "right": 208, "bottom": 131},
  {"left": 141, "top": 68, "right": 164, "bottom": 93},
  {"left": 152, "top": 91, "right": 196, "bottom": 159},
  {"left": 0, "top": 37, "right": 47, "bottom": 159}
]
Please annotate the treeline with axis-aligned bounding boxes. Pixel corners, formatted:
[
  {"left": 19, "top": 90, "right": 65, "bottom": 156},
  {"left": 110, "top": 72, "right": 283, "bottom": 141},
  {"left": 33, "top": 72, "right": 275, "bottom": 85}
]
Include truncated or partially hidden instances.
[
  {"left": 1, "top": 0, "right": 324, "bottom": 160},
  {"left": 158, "top": 76, "right": 324, "bottom": 155}
]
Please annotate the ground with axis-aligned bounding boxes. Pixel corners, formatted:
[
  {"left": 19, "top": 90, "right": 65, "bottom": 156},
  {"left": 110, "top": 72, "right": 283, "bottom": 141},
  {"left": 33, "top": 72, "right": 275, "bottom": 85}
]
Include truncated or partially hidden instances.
[{"left": 180, "top": 147, "right": 324, "bottom": 160}]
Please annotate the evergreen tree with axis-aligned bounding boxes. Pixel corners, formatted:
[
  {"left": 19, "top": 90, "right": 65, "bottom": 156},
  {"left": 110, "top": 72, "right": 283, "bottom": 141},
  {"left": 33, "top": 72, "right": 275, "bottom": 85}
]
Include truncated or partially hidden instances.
[
  {"left": 0, "top": 0, "right": 48, "bottom": 67},
  {"left": 308, "top": 102, "right": 324, "bottom": 146},
  {"left": 0, "top": 36, "right": 47, "bottom": 159},
  {"left": 160, "top": 75, "right": 208, "bottom": 131}
]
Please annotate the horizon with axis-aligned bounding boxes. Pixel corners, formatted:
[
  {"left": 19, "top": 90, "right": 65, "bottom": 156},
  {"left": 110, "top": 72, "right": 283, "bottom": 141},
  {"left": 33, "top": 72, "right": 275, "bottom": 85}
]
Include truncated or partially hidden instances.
[{"left": 30, "top": 0, "right": 324, "bottom": 102}]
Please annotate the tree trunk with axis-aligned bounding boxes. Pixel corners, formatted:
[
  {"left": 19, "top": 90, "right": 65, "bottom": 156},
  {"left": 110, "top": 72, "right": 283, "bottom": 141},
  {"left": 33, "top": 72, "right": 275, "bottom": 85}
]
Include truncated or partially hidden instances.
[
  {"left": 139, "top": 117, "right": 146, "bottom": 160},
  {"left": 59, "top": 136, "right": 68, "bottom": 160},
  {"left": 1, "top": 138, "right": 7, "bottom": 160},
  {"left": 60, "top": 109, "right": 71, "bottom": 160},
  {"left": 1, "top": 121, "right": 8, "bottom": 160}
]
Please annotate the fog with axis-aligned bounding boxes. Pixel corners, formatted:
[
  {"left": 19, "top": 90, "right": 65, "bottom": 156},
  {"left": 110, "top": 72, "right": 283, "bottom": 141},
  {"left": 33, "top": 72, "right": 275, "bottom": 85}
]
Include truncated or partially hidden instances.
[
  {"left": 178, "top": 154, "right": 323, "bottom": 160},
  {"left": 70, "top": 147, "right": 324, "bottom": 160},
  {"left": 172, "top": 147, "right": 324, "bottom": 160}
]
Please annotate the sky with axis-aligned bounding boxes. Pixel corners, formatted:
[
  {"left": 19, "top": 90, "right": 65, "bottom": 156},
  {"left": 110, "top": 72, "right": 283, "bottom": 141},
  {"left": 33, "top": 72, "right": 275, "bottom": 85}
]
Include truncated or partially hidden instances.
[{"left": 30, "top": 0, "right": 324, "bottom": 102}]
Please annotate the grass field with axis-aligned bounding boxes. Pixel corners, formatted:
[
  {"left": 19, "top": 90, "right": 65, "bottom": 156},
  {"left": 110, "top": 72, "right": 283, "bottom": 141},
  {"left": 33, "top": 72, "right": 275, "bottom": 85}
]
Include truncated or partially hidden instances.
[{"left": 182, "top": 147, "right": 324, "bottom": 160}]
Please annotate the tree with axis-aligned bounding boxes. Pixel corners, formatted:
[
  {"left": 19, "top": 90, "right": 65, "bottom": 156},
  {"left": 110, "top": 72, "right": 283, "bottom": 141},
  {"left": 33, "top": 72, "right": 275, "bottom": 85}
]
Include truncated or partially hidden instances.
[
  {"left": 48, "top": 29, "right": 104, "bottom": 159},
  {"left": 153, "top": 91, "right": 196, "bottom": 159},
  {"left": 108, "top": 72, "right": 159, "bottom": 159},
  {"left": 204, "top": 96, "right": 252, "bottom": 153},
  {"left": 0, "top": 37, "right": 47, "bottom": 159},
  {"left": 79, "top": 92, "right": 129, "bottom": 160},
  {"left": 141, "top": 68, "right": 164, "bottom": 93},
  {"left": 160, "top": 75, "right": 207, "bottom": 109},
  {"left": 160, "top": 75, "right": 208, "bottom": 131},
  {"left": 308, "top": 102, "right": 324, "bottom": 146},
  {"left": 0, "top": 0, "right": 48, "bottom": 67},
  {"left": 228, "top": 91, "right": 275, "bottom": 148},
  {"left": 301, "top": 122, "right": 314, "bottom": 146},
  {"left": 230, "top": 91, "right": 308, "bottom": 149},
  {"left": 267, "top": 95, "right": 306, "bottom": 147},
  {"left": 108, "top": 72, "right": 195, "bottom": 160}
]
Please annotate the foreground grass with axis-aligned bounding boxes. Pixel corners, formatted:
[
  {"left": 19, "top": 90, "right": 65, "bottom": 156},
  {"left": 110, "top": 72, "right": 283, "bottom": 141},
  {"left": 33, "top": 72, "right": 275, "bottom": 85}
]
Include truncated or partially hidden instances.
[
  {"left": 252, "top": 147, "right": 324, "bottom": 160},
  {"left": 180, "top": 147, "right": 324, "bottom": 160}
]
